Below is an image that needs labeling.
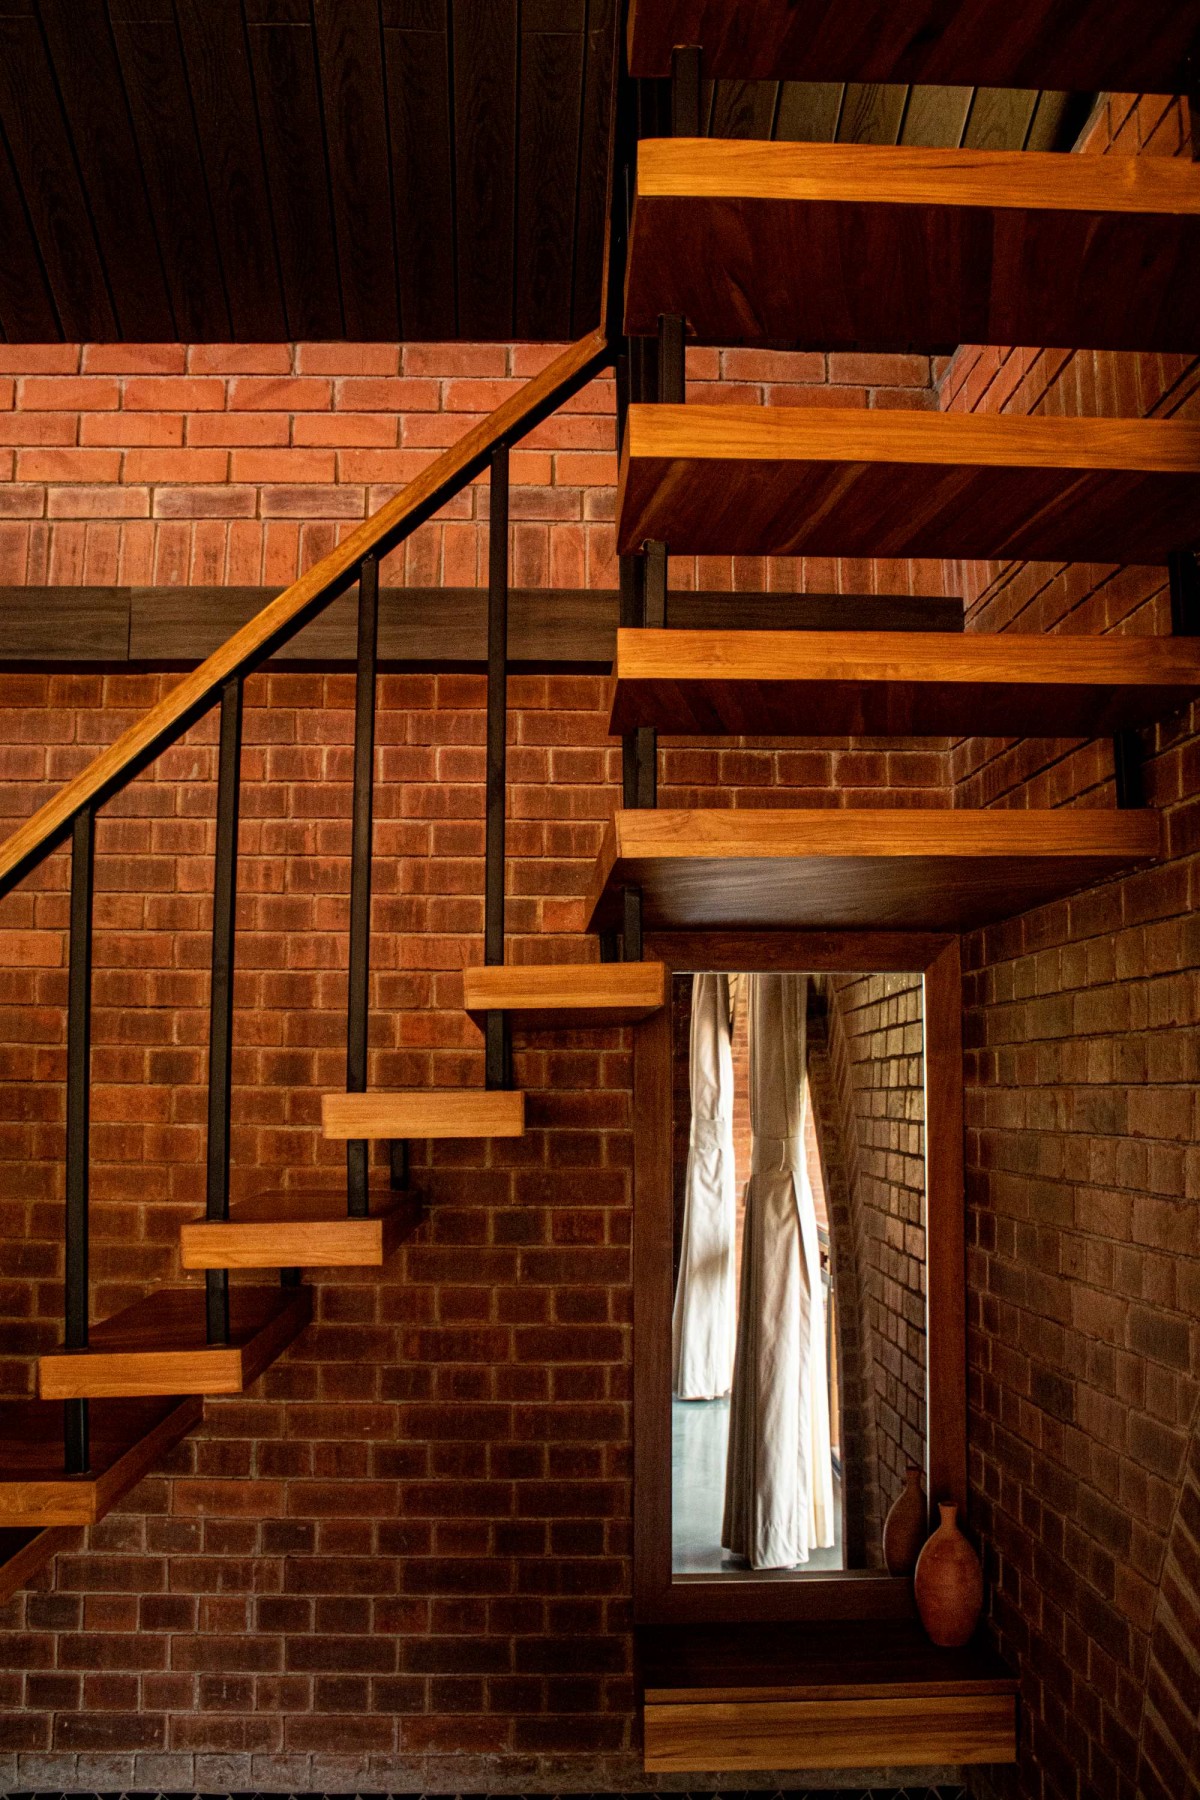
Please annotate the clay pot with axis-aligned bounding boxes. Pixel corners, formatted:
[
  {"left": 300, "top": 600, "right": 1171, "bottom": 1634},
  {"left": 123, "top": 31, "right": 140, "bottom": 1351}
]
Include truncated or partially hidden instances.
[
  {"left": 882, "top": 1464, "right": 927, "bottom": 1576},
  {"left": 913, "top": 1502, "right": 984, "bottom": 1648}
]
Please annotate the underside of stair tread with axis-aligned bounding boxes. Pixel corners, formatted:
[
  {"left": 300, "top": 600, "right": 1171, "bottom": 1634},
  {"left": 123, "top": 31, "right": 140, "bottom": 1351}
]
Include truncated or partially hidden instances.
[
  {"left": 585, "top": 807, "right": 1159, "bottom": 934},
  {"left": 322, "top": 1088, "right": 526, "bottom": 1140},
  {"left": 0, "top": 1396, "right": 202, "bottom": 1527},
  {"left": 608, "top": 629, "right": 1200, "bottom": 738},
  {"left": 0, "top": 1525, "right": 74, "bottom": 1604},
  {"left": 625, "top": 0, "right": 1200, "bottom": 90},
  {"left": 462, "top": 961, "right": 667, "bottom": 1027},
  {"left": 617, "top": 405, "right": 1200, "bottom": 564},
  {"left": 180, "top": 1188, "right": 421, "bottom": 1270},
  {"left": 37, "top": 1286, "right": 312, "bottom": 1400},
  {"left": 625, "top": 140, "right": 1200, "bottom": 353}
]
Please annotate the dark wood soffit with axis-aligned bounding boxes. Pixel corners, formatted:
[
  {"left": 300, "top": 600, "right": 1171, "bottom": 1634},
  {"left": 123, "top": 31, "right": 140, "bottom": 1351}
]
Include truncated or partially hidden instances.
[{"left": 0, "top": 587, "right": 963, "bottom": 670}]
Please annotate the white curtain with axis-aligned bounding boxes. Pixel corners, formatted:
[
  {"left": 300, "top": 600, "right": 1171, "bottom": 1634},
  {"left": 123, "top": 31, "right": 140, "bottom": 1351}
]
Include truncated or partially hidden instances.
[
  {"left": 672, "top": 972, "right": 737, "bottom": 1400},
  {"left": 722, "top": 971, "right": 835, "bottom": 1567}
]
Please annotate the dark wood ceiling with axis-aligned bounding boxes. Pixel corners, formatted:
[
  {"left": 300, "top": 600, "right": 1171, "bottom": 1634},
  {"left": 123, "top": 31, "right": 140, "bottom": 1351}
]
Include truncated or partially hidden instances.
[{"left": 0, "top": 0, "right": 1091, "bottom": 345}]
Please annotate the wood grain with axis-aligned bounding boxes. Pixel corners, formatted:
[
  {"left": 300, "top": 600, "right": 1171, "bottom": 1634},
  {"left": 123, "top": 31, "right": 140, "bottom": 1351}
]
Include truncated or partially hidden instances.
[
  {"left": 625, "top": 139, "right": 1200, "bottom": 352},
  {"left": 322, "top": 1088, "right": 526, "bottom": 1140},
  {"left": 618, "top": 404, "right": 1200, "bottom": 563},
  {"left": 644, "top": 931, "right": 954, "bottom": 973},
  {"left": 0, "top": 1526, "right": 75, "bottom": 1605},
  {"left": 0, "top": 1397, "right": 202, "bottom": 1527},
  {"left": 587, "top": 807, "right": 1160, "bottom": 934},
  {"left": 180, "top": 1189, "right": 421, "bottom": 1271},
  {"left": 608, "top": 628, "right": 1200, "bottom": 737},
  {"left": 463, "top": 961, "right": 667, "bottom": 1027},
  {"left": 642, "top": 1692, "right": 1016, "bottom": 1770},
  {"left": 37, "top": 1287, "right": 311, "bottom": 1400}
]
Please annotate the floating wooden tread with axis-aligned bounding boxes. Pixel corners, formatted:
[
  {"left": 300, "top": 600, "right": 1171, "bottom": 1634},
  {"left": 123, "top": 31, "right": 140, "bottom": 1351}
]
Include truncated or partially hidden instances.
[
  {"left": 322, "top": 1088, "right": 526, "bottom": 1140},
  {"left": 585, "top": 807, "right": 1159, "bottom": 934},
  {"left": 625, "top": 140, "right": 1200, "bottom": 353},
  {"left": 618, "top": 406, "right": 1200, "bottom": 565},
  {"left": 608, "top": 629, "right": 1200, "bottom": 738},
  {"left": 626, "top": 0, "right": 1200, "bottom": 91},
  {"left": 0, "top": 1526, "right": 75, "bottom": 1604},
  {"left": 0, "top": 1397, "right": 202, "bottom": 1528},
  {"left": 463, "top": 962, "right": 668, "bottom": 1027},
  {"left": 37, "top": 1286, "right": 311, "bottom": 1400},
  {"left": 180, "top": 1188, "right": 420, "bottom": 1271}
]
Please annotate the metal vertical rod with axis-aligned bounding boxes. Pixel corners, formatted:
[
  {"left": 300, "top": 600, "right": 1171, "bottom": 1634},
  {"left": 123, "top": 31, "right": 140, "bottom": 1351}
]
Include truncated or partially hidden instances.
[
  {"left": 346, "top": 551, "right": 379, "bottom": 1219},
  {"left": 485, "top": 445, "right": 511, "bottom": 1091},
  {"left": 1168, "top": 550, "right": 1200, "bottom": 634},
  {"left": 657, "top": 314, "right": 685, "bottom": 405},
  {"left": 670, "top": 46, "right": 701, "bottom": 137},
  {"left": 205, "top": 675, "right": 243, "bottom": 1345},
  {"left": 1113, "top": 731, "right": 1145, "bottom": 807},
  {"left": 64, "top": 805, "right": 94, "bottom": 1475}
]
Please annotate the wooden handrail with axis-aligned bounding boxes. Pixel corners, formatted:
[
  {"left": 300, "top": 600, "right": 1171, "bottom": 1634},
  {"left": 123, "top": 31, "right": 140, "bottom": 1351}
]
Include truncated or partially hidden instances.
[{"left": 0, "top": 328, "right": 611, "bottom": 898}]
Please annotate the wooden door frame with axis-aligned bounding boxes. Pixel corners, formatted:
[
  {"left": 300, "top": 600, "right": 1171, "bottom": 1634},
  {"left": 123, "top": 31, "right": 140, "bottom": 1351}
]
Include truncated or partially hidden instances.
[{"left": 633, "top": 929, "right": 966, "bottom": 1625}]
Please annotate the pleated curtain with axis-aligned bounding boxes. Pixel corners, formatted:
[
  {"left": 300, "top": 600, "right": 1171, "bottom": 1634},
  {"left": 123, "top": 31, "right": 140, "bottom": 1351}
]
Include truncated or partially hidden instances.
[
  {"left": 672, "top": 972, "right": 737, "bottom": 1400},
  {"left": 722, "top": 971, "right": 835, "bottom": 1567}
]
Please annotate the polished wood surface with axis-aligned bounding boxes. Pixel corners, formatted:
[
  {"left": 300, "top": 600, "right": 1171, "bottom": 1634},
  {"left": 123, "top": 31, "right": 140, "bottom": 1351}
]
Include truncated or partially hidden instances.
[
  {"left": 588, "top": 808, "right": 1160, "bottom": 935},
  {"left": 626, "top": 0, "right": 1200, "bottom": 89},
  {"left": 0, "top": 1397, "right": 202, "bottom": 1527},
  {"left": 322, "top": 1088, "right": 526, "bottom": 1140},
  {"left": 642, "top": 1693, "right": 1016, "bottom": 1771},
  {"left": 609, "top": 628, "right": 1200, "bottom": 737},
  {"left": 37, "top": 1286, "right": 311, "bottom": 1400},
  {"left": 464, "top": 961, "right": 667, "bottom": 1027},
  {"left": 626, "top": 139, "right": 1200, "bottom": 352},
  {"left": 0, "top": 1526, "right": 74, "bottom": 1604},
  {"left": 618, "top": 405, "right": 1200, "bottom": 564},
  {"left": 180, "top": 1189, "right": 420, "bottom": 1271}
]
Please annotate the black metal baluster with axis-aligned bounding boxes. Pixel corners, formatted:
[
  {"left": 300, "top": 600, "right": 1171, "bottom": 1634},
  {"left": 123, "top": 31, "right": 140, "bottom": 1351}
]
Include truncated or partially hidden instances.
[
  {"left": 485, "top": 445, "right": 511, "bottom": 1090},
  {"left": 205, "top": 675, "right": 243, "bottom": 1344},
  {"left": 1169, "top": 549, "right": 1200, "bottom": 634},
  {"left": 347, "top": 552, "right": 379, "bottom": 1218},
  {"left": 671, "top": 46, "right": 701, "bottom": 137},
  {"left": 64, "top": 805, "right": 94, "bottom": 1475}
]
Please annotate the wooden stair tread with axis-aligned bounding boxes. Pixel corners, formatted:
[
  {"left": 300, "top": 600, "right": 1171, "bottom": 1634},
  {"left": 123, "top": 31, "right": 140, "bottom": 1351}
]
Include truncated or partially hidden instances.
[
  {"left": 37, "top": 1286, "right": 311, "bottom": 1400},
  {"left": 180, "top": 1188, "right": 420, "bottom": 1270},
  {"left": 322, "top": 1088, "right": 526, "bottom": 1140},
  {"left": 0, "top": 1397, "right": 201, "bottom": 1527},
  {"left": 609, "top": 629, "right": 1200, "bottom": 737},
  {"left": 626, "top": 0, "right": 1200, "bottom": 90},
  {"left": 463, "top": 962, "right": 667, "bottom": 1026},
  {"left": 585, "top": 807, "right": 1159, "bottom": 934},
  {"left": 618, "top": 405, "right": 1200, "bottom": 564},
  {"left": 0, "top": 1526, "right": 74, "bottom": 1604},
  {"left": 626, "top": 140, "right": 1200, "bottom": 353}
]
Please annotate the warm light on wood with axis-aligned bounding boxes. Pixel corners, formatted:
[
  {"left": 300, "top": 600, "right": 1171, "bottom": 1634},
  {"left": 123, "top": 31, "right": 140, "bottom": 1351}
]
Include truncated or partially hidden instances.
[
  {"left": 462, "top": 962, "right": 667, "bottom": 1027},
  {"left": 180, "top": 1190, "right": 420, "bottom": 1270},
  {"left": 321, "top": 1089, "right": 526, "bottom": 1140},
  {"left": 642, "top": 1693, "right": 1017, "bottom": 1771},
  {"left": 0, "top": 1399, "right": 202, "bottom": 1528}
]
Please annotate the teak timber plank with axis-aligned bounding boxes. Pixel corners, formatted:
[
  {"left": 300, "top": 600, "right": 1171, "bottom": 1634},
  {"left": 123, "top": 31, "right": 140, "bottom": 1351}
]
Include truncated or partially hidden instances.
[
  {"left": 585, "top": 808, "right": 1159, "bottom": 934},
  {"left": 463, "top": 961, "right": 667, "bottom": 1027},
  {"left": 617, "top": 406, "right": 1200, "bottom": 564},
  {"left": 642, "top": 1694, "right": 1016, "bottom": 1771},
  {"left": 180, "top": 1189, "right": 421, "bottom": 1271},
  {"left": 608, "top": 629, "right": 1200, "bottom": 737},
  {"left": 625, "top": 140, "right": 1200, "bottom": 352},
  {"left": 322, "top": 1089, "right": 526, "bottom": 1140},
  {"left": 0, "top": 1397, "right": 202, "bottom": 1528},
  {"left": 0, "top": 1526, "right": 75, "bottom": 1604},
  {"left": 37, "top": 1286, "right": 311, "bottom": 1400},
  {"left": 626, "top": 0, "right": 1200, "bottom": 91}
]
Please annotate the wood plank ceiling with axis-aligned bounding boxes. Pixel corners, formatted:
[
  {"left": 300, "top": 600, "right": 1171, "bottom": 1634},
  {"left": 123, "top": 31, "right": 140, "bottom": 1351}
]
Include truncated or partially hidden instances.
[{"left": 0, "top": 0, "right": 1091, "bottom": 344}]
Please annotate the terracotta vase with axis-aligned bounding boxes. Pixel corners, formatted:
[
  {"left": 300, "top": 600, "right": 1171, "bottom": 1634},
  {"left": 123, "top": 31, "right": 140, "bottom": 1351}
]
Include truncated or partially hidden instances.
[
  {"left": 882, "top": 1464, "right": 927, "bottom": 1576},
  {"left": 913, "top": 1502, "right": 984, "bottom": 1648}
]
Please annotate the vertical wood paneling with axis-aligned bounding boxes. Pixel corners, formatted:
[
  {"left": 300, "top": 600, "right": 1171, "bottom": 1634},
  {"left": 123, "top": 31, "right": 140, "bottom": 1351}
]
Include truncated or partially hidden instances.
[
  {"left": 515, "top": 1, "right": 586, "bottom": 339},
  {"left": 313, "top": 0, "right": 400, "bottom": 339},
  {"left": 0, "top": 128, "right": 59, "bottom": 340},
  {"left": 384, "top": 0, "right": 458, "bottom": 338},
  {"left": 571, "top": 0, "right": 616, "bottom": 337},
  {"left": 452, "top": 0, "right": 518, "bottom": 339}
]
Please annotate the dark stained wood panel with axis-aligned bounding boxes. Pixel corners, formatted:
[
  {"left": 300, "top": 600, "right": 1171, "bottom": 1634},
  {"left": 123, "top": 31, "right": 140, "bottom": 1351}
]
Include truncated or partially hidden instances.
[
  {"left": 0, "top": 588, "right": 130, "bottom": 662},
  {"left": 516, "top": 2, "right": 587, "bottom": 340},
  {"left": 385, "top": 0, "right": 458, "bottom": 339},
  {"left": 313, "top": 0, "right": 400, "bottom": 339},
  {"left": 571, "top": 0, "right": 618, "bottom": 336},
  {"left": 453, "top": 0, "right": 519, "bottom": 338},
  {"left": 0, "top": 131, "right": 59, "bottom": 339},
  {"left": 618, "top": 405, "right": 1200, "bottom": 564},
  {"left": 627, "top": 0, "right": 1200, "bottom": 92},
  {"left": 625, "top": 141, "right": 1200, "bottom": 351}
]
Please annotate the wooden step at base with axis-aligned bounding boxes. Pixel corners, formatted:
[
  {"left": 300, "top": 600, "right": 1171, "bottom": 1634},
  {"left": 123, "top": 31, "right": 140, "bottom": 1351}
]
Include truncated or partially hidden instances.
[
  {"left": 180, "top": 1189, "right": 421, "bottom": 1271},
  {"left": 0, "top": 1397, "right": 202, "bottom": 1528},
  {"left": 609, "top": 629, "right": 1200, "bottom": 738},
  {"left": 585, "top": 807, "right": 1159, "bottom": 935},
  {"left": 0, "top": 1525, "right": 75, "bottom": 1603},
  {"left": 37, "top": 1287, "right": 311, "bottom": 1401},
  {"left": 463, "top": 962, "right": 667, "bottom": 1027},
  {"left": 617, "top": 406, "right": 1200, "bottom": 564},
  {"left": 322, "top": 1088, "right": 525, "bottom": 1140}
]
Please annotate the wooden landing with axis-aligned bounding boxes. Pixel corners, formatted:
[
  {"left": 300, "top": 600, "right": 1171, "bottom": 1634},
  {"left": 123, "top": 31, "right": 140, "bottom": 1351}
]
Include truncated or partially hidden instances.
[
  {"left": 618, "top": 406, "right": 1200, "bottom": 565},
  {"left": 180, "top": 1188, "right": 420, "bottom": 1270},
  {"left": 625, "top": 140, "right": 1200, "bottom": 353},
  {"left": 37, "top": 1286, "right": 311, "bottom": 1400},
  {"left": 0, "top": 1525, "right": 75, "bottom": 1603},
  {"left": 463, "top": 962, "right": 667, "bottom": 1027},
  {"left": 0, "top": 1397, "right": 202, "bottom": 1528},
  {"left": 608, "top": 629, "right": 1200, "bottom": 738},
  {"left": 639, "top": 1622, "right": 1017, "bottom": 1771},
  {"left": 585, "top": 807, "right": 1159, "bottom": 934},
  {"left": 322, "top": 1088, "right": 526, "bottom": 1140},
  {"left": 626, "top": 0, "right": 1200, "bottom": 91}
]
